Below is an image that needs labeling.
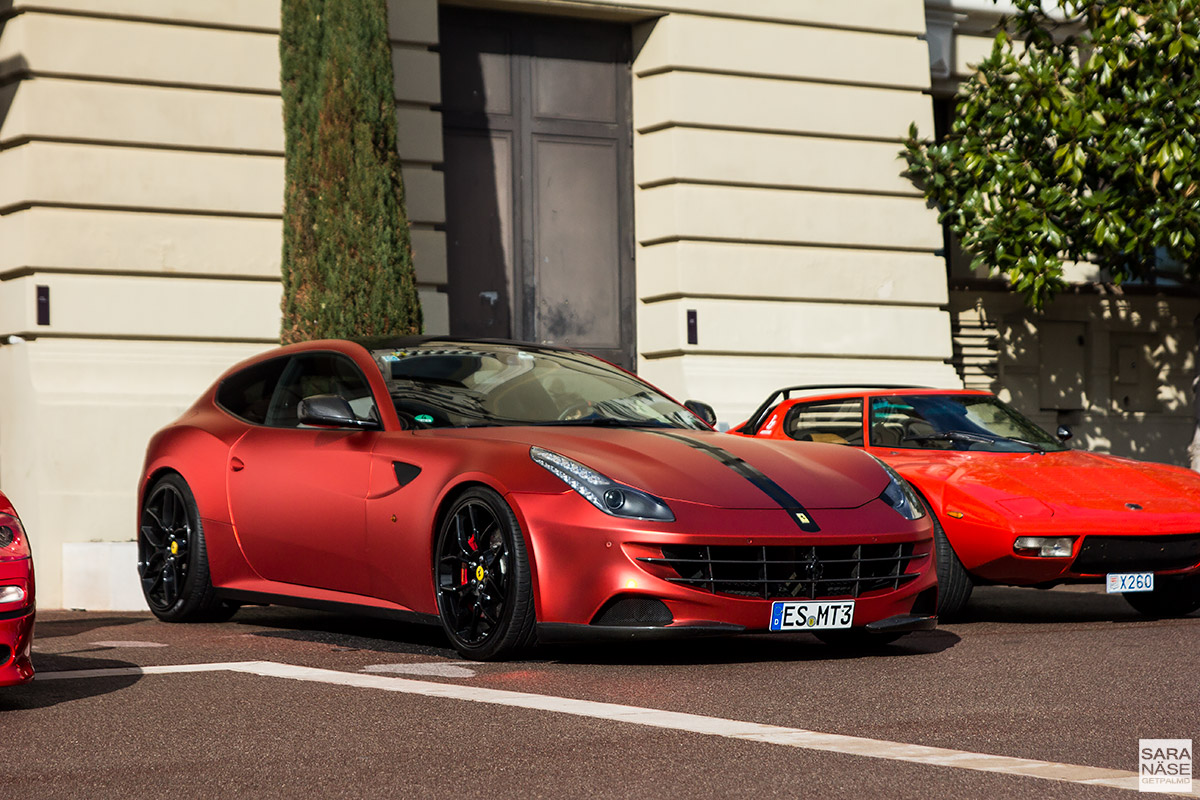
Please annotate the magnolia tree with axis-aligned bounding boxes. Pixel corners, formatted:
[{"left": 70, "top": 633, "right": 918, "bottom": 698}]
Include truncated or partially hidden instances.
[
  {"left": 904, "top": 0, "right": 1200, "bottom": 469},
  {"left": 280, "top": 0, "right": 422, "bottom": 342}
]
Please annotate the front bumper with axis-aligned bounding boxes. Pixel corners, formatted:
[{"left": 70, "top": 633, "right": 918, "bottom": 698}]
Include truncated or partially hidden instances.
[{"left": 510, "top": 491, "right": 938, "bottom": 638}]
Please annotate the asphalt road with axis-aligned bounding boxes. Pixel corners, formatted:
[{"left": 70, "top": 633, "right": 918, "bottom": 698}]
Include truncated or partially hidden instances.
[{"left": 3, "top": 585, "right": 1196, "bottom": 799}]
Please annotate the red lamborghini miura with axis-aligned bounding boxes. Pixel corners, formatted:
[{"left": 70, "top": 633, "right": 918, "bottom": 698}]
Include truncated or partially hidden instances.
[
  {"left": 138, "top": 339, "right": 937, "bottom": 659},
  {"left": 732, "top": 386, "right": 1200, "bottom": 619},
  {"left": 0, "top": 490, "right": 34, "bottom": 685}
]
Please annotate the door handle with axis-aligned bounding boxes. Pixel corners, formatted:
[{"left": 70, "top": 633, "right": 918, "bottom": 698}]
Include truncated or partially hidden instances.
[{"left": 230, "top": 457, "right": 245, "bottom": 472}]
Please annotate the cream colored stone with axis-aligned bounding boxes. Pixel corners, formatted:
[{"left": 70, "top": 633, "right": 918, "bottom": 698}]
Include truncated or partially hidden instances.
[
  {"left": 955, "top": 32, "right": 998, "bottom": 77},
  {"left": 637, "top": 241, "right": 948, "bottom": 305},
  {"left": 638, "top": 298, "right": 953, "bottom": 359},
  {"left": 0, "top": 77, "right": 285, "bottom": 153},
  {"left": 62, "top": 543, "right": 149, "bottom": 611},
  {"left": 634, "top": 13, "right": 930, "bottom": 90},
  {"left": 388, "top": 0, "right": 439, "bottom": 45},
  {"left": 637, "top": 353, "right": 962, "bottom": 429},
  {"left": 393, "top": 45, "right": 441, "bottom": 105},
  {"left": 0, "top": 273, "right": 282, "bottom": 340},
  {"left": 633, "top": 71, "right": 934, "bottom": 140},
  {"left": 0, "top": 207, "right": 283, "bottom": 278},
  {"left": 634, "top": 127, "right": 920, "bottom": 195},
  {"left": 9, "top": 0, "right": 281, "bottom": 30},
  {"left": 0, "top": 12, "right": 281, "bottom": 90},
  {"left": 418, "top": 288, "right": 449, "bottom": 334},
  {"left": 400, "top": 165, "right": 446, "bottom": 225},
  {"left": 0, "top": 142, "right": 284, "bottom": 215},
  {"left": 396, "top": 107, "right": 444, "bottom": 164},
  {"left": 636, "top": 184, "right": 942, "bottom": 250},
  {"left": 509, "top": 0, "right": 925, "bottom": 33},
  {"left": 410, "top": 229, "right": 448, "bottom": 285}
]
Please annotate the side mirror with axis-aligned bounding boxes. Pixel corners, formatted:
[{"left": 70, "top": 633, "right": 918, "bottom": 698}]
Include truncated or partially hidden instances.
[
  {"left": 1056, "top": 425, "right": 1073, "bottom": 442},
  {"left": 684, "top": 400, "right": 717, "bottom": 428},
  {"left": 298, "top": 394, "right": 376, "bottom": 429}
]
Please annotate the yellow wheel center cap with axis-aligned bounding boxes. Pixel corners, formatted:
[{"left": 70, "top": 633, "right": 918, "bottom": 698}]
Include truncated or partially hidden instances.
[
  {"left": 475, "top": 565, "right": 485, "bottom": 582},
  {"left": 170, "top": 541, "right": 179, "bottom": 555}
]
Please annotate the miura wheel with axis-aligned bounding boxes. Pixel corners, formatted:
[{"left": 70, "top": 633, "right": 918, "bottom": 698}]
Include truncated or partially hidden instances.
[
  {"left": 138, "top": 473, "right": 236, "bottom": 622},
  {"left": 435, "top": 487, "right": 536, "bottom": 660}
]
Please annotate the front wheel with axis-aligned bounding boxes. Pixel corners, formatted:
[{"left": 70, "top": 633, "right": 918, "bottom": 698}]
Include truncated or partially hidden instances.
[
  {"left": 1123, "top": 574, "right": 1200, "bottom": 618},
  {"left": 931, "top": 510, "right": 973, "bottom": 619},
  {"left": 138, "top": 473, "right": 237, "bottom": 622},
  {"left": 434, "top": 487, "right": 537, "bottom": 660}
]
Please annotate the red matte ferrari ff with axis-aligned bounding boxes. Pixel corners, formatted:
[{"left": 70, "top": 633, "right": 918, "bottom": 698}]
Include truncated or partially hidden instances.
[
  {"left": 732, "top": 386, "right": 1200, "bottom": 619},
  {"left": 0, "top": 490, "right": 34, "bottom": 685},
  {"left": 138, "top": 339, "right": 936, "bottom": 659}
]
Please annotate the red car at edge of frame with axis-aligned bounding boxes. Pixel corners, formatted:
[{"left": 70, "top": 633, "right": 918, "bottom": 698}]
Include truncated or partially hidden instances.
[
  {"left": 137, "top": 339, "right": 938, "bottom": 660},
  {"left": 730, "top": 385, "right": 1200, "bottom": 619},
  {"left": 0, "top": 490, "right": 35, "bottom": 685}
]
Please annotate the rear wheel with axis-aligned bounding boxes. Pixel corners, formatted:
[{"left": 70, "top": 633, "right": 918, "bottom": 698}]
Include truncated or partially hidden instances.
[
  {"left": 931, "top": 510, "right": 973, "bottom": 619},
  {"left": 1123, "top": 574, "right": 1200, "bottom": 617},
  {"left": 434, "top": 487, "right": 536, "bottom": 660},
  {"left": 138, "top": 473, "right": 237, "bottom": 622}
]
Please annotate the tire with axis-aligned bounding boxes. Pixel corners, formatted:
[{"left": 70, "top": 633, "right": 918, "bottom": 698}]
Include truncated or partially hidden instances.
[
  {"left": 434, "top": 487, "right": 537, "bottom": 661},
  {"left": 814, "top": 629, "right": 904, "bottom": 648},
  {"left": 1123, "top": 574, "right": 1200, "bottom": 618},
  {"left": 931, "top": 509, "right": 973, "bottom": 619},
  {"left": 138, "top": 473, "right": 238, "bottom": 622}
]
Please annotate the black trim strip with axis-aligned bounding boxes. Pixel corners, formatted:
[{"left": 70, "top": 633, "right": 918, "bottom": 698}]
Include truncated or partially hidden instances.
[
  {"left": 215, "top": 589, "right": 440, "bottom": 627},
  {"left": 646, "top": 431, "right": 821, "bottom": 532}
]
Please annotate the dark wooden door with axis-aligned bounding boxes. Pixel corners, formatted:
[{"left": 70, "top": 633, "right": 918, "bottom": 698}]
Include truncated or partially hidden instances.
[{"left": 440, "top": 8, "right": 635, "bottom": 369}]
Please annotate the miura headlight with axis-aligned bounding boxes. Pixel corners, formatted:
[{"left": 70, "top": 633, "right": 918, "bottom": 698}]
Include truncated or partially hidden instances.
[
  {"left": 868, "top": 455, "right": 926, "bottom": 521},
  {"left": 530, "top": 447, "right": 675, "bottom": 522}
]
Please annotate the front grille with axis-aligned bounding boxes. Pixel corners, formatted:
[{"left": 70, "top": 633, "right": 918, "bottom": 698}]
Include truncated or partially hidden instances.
[
  {"left": 639, "top": 543, "right": 923, "bottom": 600},
  {"left": 1072, "top": 533, "right": 1200, "bottom": 574}
]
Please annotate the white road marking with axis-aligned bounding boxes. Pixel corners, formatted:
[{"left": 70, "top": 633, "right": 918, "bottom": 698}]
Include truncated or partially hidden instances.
[
  {"left": 91, "top": 641, "right": 169, "bottom": 649},
  {"left": 361, "top": 662, "right": 477, "bottom": 678},
  {"left": 36, "top": 660, "right": 1195, "bottom": 797}
]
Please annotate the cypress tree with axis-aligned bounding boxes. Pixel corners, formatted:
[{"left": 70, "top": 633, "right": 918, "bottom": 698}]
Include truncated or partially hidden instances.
[{"left": 280, "top": 0, "right": 422, "bottom": 343}]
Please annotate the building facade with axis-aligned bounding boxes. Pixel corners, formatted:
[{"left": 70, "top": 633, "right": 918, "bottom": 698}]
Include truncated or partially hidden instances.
[{"left": 0, "top": 0, "right": 1192, "bottom": 609}]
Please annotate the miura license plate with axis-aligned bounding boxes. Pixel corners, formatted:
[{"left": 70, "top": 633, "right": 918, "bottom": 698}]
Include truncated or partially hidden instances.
[
  {"left": 1106, "top": 572, "right": 1154, "bottom": 593},
  {"left": 769, "top": 600, "right": 854, "bottom": 631}
]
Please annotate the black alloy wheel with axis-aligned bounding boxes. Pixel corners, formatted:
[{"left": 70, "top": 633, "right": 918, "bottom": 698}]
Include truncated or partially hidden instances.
[
  {"left": 435, "top": 487, "right": 536, "bottom": 660},
  {"left": 138, "top": 473, "right": 236, "bottom": 622}
]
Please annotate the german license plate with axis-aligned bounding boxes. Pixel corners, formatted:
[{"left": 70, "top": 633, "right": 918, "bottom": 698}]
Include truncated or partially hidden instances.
[
  {"left": 769, "top": 600, "right": 854, "bottom": 631},
  {"left": 1106, "top": 572, "right": 1154, "bottom": 593}
]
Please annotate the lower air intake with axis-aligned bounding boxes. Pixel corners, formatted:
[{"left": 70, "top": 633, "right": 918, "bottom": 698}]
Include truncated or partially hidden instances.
[{"left": 592, "top": 597, "right": 673, "bottom": 627}]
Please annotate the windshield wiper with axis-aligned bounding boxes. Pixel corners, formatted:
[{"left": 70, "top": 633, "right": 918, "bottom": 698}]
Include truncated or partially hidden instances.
[{"left": 903, "top": 429, "right": 1044, "bottom": 453}]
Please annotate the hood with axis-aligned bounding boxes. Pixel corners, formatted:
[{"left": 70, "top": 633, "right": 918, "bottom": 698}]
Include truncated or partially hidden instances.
[
  {"left": 896, "top": 449, "right": 1200, "bottom": 515},
  {"left": 457, "top": 426, "right": 889, "bottom": 510}
]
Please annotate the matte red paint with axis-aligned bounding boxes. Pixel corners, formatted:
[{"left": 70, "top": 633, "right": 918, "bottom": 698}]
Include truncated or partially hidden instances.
[
  {"left": 735, "top": 388, "right": 1200, "bottom": 586},
  {"left": 140, "top": 340, "right": 936, "bottom": 638},
  {"left": 0, "top": 491, "right": 35, "bottom": 686}
]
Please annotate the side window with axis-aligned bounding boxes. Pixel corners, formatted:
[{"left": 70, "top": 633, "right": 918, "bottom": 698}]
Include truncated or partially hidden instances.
[
  {"left": 783, "top": 399, "right": 864, "bottom": 446},
  {"left": 265, "top": 353, "right": 379, "bottom": 429},
  {"left": 216, "top": 357, "right": 289, "bottom": 424}
]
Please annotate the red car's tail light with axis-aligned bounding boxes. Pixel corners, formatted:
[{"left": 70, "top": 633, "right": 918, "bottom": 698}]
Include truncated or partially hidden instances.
[{"left": 0, "top": 513, "right": 30, "bottom": 562}]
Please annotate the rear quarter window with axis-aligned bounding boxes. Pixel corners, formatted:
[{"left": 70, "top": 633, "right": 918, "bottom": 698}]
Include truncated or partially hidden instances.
[{"left": 216, "top": 357, "right": 290, "bottom": 424}]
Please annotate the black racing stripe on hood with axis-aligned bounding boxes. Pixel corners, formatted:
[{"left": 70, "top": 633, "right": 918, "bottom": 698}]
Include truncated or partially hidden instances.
[{"left": 646, "top": 430, "right": 821, "bottom": 532}]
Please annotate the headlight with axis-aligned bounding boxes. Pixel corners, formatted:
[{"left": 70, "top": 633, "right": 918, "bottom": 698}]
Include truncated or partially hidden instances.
[
  {"left": 0, "top": 513, "right": 30, "bottom": 562},
  {"left": 530, "top": 447, "right": 675, "bottom": 522},
  {"left": 868, "top": 456, "right": 926, "bottom": 520}
]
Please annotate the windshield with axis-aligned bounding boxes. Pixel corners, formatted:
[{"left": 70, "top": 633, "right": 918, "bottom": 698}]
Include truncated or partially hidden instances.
[
  {"left": 868, "top": 394, "right": 1065, "bottom": 453},
  {"left": 370, "top": 343, "right": 708, "bottom": 430}
]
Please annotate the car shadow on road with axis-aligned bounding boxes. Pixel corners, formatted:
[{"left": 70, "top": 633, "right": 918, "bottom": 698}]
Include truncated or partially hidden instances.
[
  {"left": 35, "top": 614, "right": 149, "bottom": 640},
  {"left": 948, "top": 585, "right": 1164, "bottom": 625},
  {"left": 235, "top": 606, "right": 459, "bottom": 658},
  {"left": 541, "top": 628, "right": 960, "bottom": 666},
  {"left": 3, "top": 652, "right": 140, "bottom": 711}
]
